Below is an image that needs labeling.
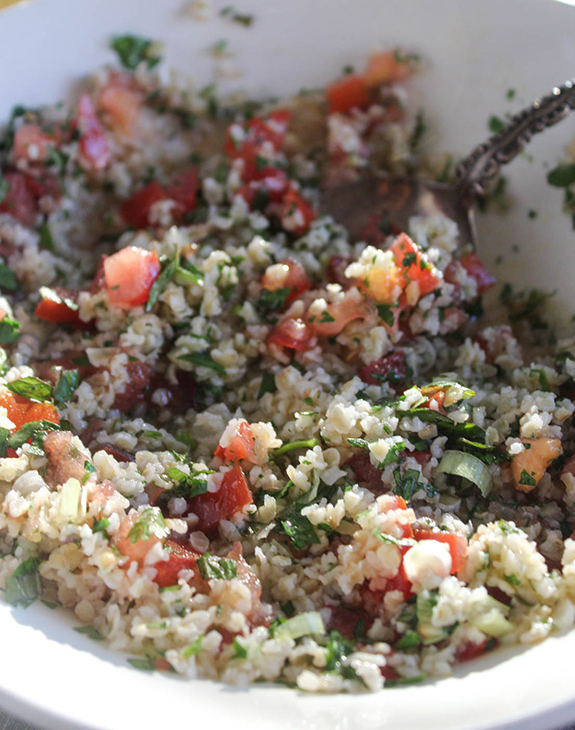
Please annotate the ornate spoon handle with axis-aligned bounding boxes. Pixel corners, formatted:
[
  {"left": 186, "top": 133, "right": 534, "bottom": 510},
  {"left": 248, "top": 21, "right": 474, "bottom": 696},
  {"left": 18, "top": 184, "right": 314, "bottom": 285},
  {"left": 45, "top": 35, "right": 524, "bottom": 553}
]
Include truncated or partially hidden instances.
[{"left": 455, "top": 80, "right": 575, "bottom": 206}]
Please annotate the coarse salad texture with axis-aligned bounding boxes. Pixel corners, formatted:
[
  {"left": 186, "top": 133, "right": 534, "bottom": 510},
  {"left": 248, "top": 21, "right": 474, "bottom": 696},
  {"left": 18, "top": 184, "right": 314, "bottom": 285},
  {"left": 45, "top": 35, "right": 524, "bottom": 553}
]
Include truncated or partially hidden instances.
[{"left": 0, "top": 39, "right": 574, "bottom": 692}]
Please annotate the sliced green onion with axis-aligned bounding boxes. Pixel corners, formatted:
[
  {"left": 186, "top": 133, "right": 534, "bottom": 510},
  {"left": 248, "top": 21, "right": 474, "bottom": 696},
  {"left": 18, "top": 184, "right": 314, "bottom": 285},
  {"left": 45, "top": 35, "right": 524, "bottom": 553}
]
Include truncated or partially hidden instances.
[
  {"left": 473, "top": 609, "right": 513, "bottom": 638},
  {"left": 272, "top": 438, "right": 319, "bottom": 458},
  {"left": 60, "top": 478, "right": 81, "bottom": 518},
  {"left": 438, "top": 450, "right": 492, "bottom": 497},
  {"left": 273, "top": 611, "right": 325, "bottom": 640}
]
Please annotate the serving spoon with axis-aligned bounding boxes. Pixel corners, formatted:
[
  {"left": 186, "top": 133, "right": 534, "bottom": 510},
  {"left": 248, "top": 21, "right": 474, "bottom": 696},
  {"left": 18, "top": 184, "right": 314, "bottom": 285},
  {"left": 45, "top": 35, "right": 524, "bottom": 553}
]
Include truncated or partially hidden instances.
[{"left": 320, "top": 81, "right": 575, "bottom": 248}]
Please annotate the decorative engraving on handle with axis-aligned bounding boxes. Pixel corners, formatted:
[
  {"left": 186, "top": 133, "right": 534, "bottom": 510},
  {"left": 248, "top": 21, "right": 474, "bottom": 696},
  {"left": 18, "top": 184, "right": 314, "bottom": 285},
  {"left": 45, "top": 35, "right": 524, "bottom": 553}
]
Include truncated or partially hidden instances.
[{"left": 455, "top": 80, "right": 575, "bottom": 206}]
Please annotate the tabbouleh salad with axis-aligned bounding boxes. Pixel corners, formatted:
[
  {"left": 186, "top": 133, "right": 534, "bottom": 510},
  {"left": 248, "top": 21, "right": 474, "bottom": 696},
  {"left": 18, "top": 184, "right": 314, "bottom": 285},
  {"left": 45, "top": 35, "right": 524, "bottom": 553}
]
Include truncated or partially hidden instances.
[{"left": 0, "top": 38, "right": 574, "bottom": 692}]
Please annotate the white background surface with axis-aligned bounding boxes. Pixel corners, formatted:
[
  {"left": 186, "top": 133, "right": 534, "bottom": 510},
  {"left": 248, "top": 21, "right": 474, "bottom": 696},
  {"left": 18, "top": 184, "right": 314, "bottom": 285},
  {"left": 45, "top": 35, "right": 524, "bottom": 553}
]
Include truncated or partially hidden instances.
[{"left": 1, "top": 0, "right": 575, "bottom": 728}]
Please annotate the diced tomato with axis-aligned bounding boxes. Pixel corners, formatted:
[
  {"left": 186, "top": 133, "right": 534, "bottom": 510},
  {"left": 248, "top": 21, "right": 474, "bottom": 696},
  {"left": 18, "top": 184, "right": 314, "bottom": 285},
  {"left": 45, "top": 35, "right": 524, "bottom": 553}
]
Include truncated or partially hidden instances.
[
  {"left": 347, "top": 453, "right": 384, "bottom": 493},
  {"left": 214, "top": 421, "right": 255, "bottom": 462},
  {"left": 385, "top": 562, "right": 412, "bottom": 599},
  {"left": 188, "top": 465, "right": 252, "bottom": 533},
  {"left": 91, "top": 255, "right": 107, "bottom": 294},
  {"left": 76, "top": 94, "right": 112, "bottom": 171},
  {"left": 328, "top": 255, "right": 351, "bottom": 287},
  {"left": 153, "top": 540, "right": 200, "bottom": 588},
  {"left": 120, "top": 182, "right": 167, "bottom": 229},
  {"left": 32, "top": 351, "right": 98, "bottom": 383},
  {"left": 268, "top": 317, "right": 316, "bottom": 352},
  {"left": 0, "top": 391, "right": 59, "bottom": 432},
  {"left": 455, "top": 639, "right": 489, "bottom": 664},
  {"left": 13, "top": 124, "right": 57, "bottom": 163},
  {"left": 381, "top": 495, "right": 408, "bottom": 512},
  {"left": 361, "top": 214, "right": 402, "bottom": 247},
  {"left": 326, "top": 74, "right": 370, "bottom": 114},
  {"left": 104, "top": 246, "right": 161, "bottom": 309},
  {"left": 328, "top": 606, "right": 368, "bottom": 640},
  {"left": 237, "top": 167, "right": 289, "bottom": 207},
  {"left": 390, "top": 233, "right": 440, "bottom": 297},
  {"left": 358, "top": 351, "right": 407, "bottom": 386},
  {"left": 511, "top": 437, "right": 563, "bottom": 493},
  {"left": 363, "top": 50, "right": 415, "bottom": 88},
  {"left": 115, "top": 512, "right": 161, "bottom": 565},
  {"left": 413, "top": 528, "right": 468, "bottom": 574},
  {"left": 113, "top": 359, "right": 152, "bottom": 412},
  {"left": 99, "top": 78, "right": 142, "bottom": 135},
  {"left": 381, "top": 665, "right": 400, "bottom": 681},
  {"left": 100, "top": 444, "right": 135, "bottom": 462},
  {"left": 261, "top": 259, "right": 310, "bottom": 307},
  {"left": 34, "top": 287, "right": 83, "bottom": 326},
  {"left": 400, "top": 449, "right": 432, "bottom": 468},
  {"left": 24, "top": 169, "right": 61, "bottom": 200},
  {"left": 225, "top": 109, "right": 291, "bottom": 181},
  {"left": 459, "top": 253, "right": 496, "bottom": 295},
  {"left": 0, "top": 172, "right": 37, "bottom": 226},
  {"left": 280, "top": 188, "right": 316, "bottom": 237},
  {"left": 165, "top": 168, "right": 199, "bottom": 220},
  {"left": 311, "top": 289, "right": 366, "bottom": 337}
]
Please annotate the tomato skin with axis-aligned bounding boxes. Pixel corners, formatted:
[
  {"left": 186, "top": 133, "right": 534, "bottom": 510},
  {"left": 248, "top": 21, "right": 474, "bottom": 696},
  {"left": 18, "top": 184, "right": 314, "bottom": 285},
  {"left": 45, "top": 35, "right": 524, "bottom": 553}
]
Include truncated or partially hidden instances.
[
  {"left": 311, "top": 290, "right": 366, "bottom": 337},
  {"left": 165, "top": 168, "right": 199, "bottom": 219},
  {"left": 326, "top": 74, "right": 370, "bottom": 114},
  {"left": 280, "top": 188, "right": 316, "bottom": 237},
  {"left": 413, "top": 528, "right": 468, "bottom": 574},
  {"left": 112, "top": 359, "right": 152, "bottom": 413},
  {"left": 363, "top": 51, "right": 414, "bottom": 88},
  {"left": 153, "top": 541, "right": 200, "bottom": 588},
  {"left": 455, "top": 639, "right": 489, "bottom": 664},
  {"left": 358, "top": 351, "right": 407, "bottom": 386},
  {"left": 261, "top": 259, "right": 310, "bottom": 308},
  {"left": 76, "top": 94, "right": 112, "bottom": 171},
  {"left": 214, "top": 421, "right": 255, "bottom": 462},
  {"left": 104, "top": 246, "right": 161, "bottom": 310},
  {"left": 0, "top": 172, "right": 37, "bottom": 226},
  {"left": 268, "top": 317, "right": 315, "bottom": 352},
  {"left": 13, "top": 124, "right": 57, "bottom": 163},
  {"left": 120, "top": 182, "right": 167, "bottom": 229},
  {"left": 0, "top": 391, "right": 59, "bottom": 432},
  {"left": 390, "top": 233, "right": 440, "bottom": 297},
  {"left": 238, "top": 167, "right": 289, "bottom": 207},
  {"left": 460, "top": 253, "right": 496, "bottom": 295},
  {"left": 34, "top": 287, "right": 83, "bottom": 326},
  {"left": 188, "top": 465, "right": 252, "bottom": 533}
]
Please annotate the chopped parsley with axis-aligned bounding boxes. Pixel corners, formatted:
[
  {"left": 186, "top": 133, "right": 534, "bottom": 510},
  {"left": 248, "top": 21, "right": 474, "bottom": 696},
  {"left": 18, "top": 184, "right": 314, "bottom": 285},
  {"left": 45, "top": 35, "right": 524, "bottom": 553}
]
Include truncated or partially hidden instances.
[
  {"left": 232, "top": 637, "right": 248, "bottom": 659},
  {"left": 0, "top": 260, "right": 19, "bottom": 292},
  {"left": 92, "top": 517, "right": 110, "bottom": 535},
  {"left": 111, "top": 34, "right": 162, "bottom": 70},
  {"left": 7, "top": 377, "right": 53, "bottom": 403},
  {"left": 74, "top": 625, "right": 104, "bottom": 641},
  {"left": 257, "top": 287, "right": 290, "bottom": 314},
  {"left": 197, "top": 554, "right": 237, "bottom": 580},
  {"left": 7, "top": 420, "right": 60, "bottom": 450},
  {"left": 5, "top": 557, "right": 42, "bottom": 607},
  {"left": 178, "top": 351, "right": 226, "bottom": 377},
  {"left": 166, "top": 466, "right": 210, "bottom": 498},
  {"left": 53, "top": 369, "right": 81, "bottom": 406},
  {"left": 258, "top": 372, "right": 277, "bottom": 399},
  {"left": 220, "top": 5, "right": 255, "bottom": 26},
  {"left": 182, "top": 634, "right": 203, "bottom": 658},
  {"left": 81, "top": 460, "right": 97, "bottom": 485},
  {"left": 128, "top": 508, "right": 168, "bottom": 544},
  {"left": 0, "top": 316, "right": 20, "bottom": 344},
  {"left": 146, "top": 253, "right": 179, "bottom": 312},
  {"left": 518, "top": 469, "right": 536, "bottom": 487},
  {"left": 488, "top": 115, "right": 506, "bottom": 134}
]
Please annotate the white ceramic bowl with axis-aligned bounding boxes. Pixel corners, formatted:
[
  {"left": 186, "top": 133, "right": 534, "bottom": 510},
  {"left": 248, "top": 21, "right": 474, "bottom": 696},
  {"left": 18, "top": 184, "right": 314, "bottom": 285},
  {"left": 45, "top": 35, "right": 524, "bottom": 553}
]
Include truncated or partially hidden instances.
[{"left": 1, "top": 0, "right": 575, "bottom": 728}]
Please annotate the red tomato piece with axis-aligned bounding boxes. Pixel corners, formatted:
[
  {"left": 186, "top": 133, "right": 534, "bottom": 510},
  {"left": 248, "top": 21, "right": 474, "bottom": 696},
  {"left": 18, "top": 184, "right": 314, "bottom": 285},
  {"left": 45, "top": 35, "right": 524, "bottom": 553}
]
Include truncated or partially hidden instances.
[
  {"left": 225, "top": 109, "right": 291, "bottom": 181},
  {"left": 188, "top": 465, "right": 252, "bottom": 533},
  {"left": 99, "top": 79, "right": 142, "bottom": 135},
  {"left": 120, "top": 183, "right": 167, "bottom": 229},
  {"left": 268, "top": 317, "right": 315, "bottom": 352},
  {"left": 363, "top": 51, "right": 415, "bottom": 88},
  {"left": 104, "top": 247, "right": 161, "bottom": 310},
  {"left": 385, "top": 562, "right": 412, "bottom": 599},
  {"left": 261, "top": 259, "right": 310, "bottom": 307},
  {"left": 237, "top": 167, "right": 289, "bottom": 207},
  {"left": 347, "top": 453, "right": 384, "bottom": 493},
  {"left": 358, "top": 351, "right": 407, "bottom": 386},
  {"left": 0, "top": 172, "right": 37, "bottom": 226},
  {"left": 113, "top": 359, "right": 152, "bottom": 412},
  {"left": 328, "top": 606, "right": 368, "bottom": 640},
  {"left": 390, "top": 233, "right": 440, "bottom": 297},
  {"left": 0, "top": 391, "right": 60, "bottom": 432},
  {"left": 13, "top": 124, "right": 57, "bottom": 163},
  {"left": 34, "top": 287, "right": 84, "bottom": 326},
  {"left": 24, "top": 170, "right": 61, "bottom": 200},
  {"left": 214, "top": 421, "right": 255, "bottom": 462},
  {"left": 460, "top": 253, "right": 496, "bottom": 295},
  {"left": 76, "top": 94, "right": 112, "bottom": 171},
  {"left": 326, "top": 74, "right": 370, "bottom": 114},
  {"left": 455, "top": 639, "right": 489, "bottom": 663},
  {"left": 280, "top": 188, "right": 316, "bottom": 237},
  {"left": 165, "top": 168, "right": 200, "bottom": 219},
  {"left": 153, "top": 541, "right": 200, "bottom": 588},
  {"left": 413, "top": 528, "right": 468, "bottom": 574}
]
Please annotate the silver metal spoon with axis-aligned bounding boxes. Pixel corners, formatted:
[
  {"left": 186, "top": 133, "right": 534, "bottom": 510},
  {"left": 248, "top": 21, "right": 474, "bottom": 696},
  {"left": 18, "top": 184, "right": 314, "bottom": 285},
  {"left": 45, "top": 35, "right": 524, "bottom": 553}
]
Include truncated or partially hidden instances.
[{"left": 320, "top": 81, "right": 575, "bottom": 247}]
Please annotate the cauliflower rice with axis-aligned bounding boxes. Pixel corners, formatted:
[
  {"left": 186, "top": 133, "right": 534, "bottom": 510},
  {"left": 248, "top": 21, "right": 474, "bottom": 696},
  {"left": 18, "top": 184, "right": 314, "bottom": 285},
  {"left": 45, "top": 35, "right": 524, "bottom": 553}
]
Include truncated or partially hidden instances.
[{"left": 0, "top": 39, "right": 574, "bottom": 692}]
